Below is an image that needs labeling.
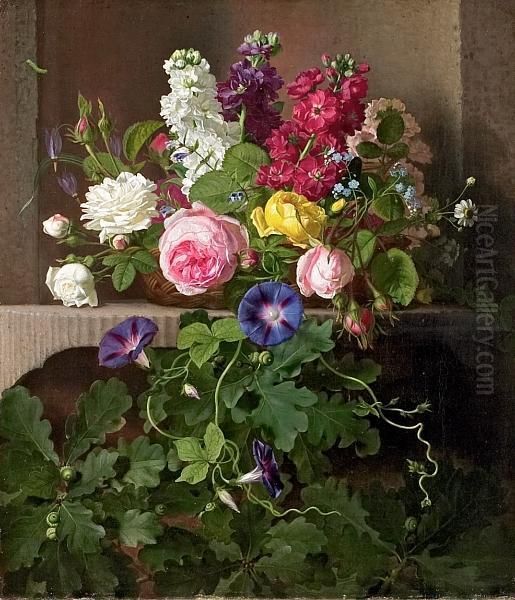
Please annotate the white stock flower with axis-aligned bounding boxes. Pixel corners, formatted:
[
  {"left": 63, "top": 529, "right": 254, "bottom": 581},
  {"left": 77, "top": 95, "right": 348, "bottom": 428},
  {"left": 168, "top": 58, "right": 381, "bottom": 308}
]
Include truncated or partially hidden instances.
[
  {"left": 46, "top": 263, "right": 98, "bottom": 307},
  {"left": 80, "top": 172, "right": 158, "bottom": 243}
]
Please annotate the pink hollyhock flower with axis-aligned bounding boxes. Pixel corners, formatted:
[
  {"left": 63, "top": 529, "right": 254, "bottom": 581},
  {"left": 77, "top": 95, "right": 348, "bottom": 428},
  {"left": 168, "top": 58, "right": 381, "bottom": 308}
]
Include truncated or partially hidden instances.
[
  {"left": 256, "top": 160, "right": 296, "bottom": 189},
  {"left": 265, "top": 121, "right": 309, "bottom": 162},
  {"left": 287, "top": 68, "right": 325, "bottom": 100},
  {"left": 158, "top": 202, "right": 249, "bottom": 295},
  {"left": 340, "top": 74, "right": 368, "bottom": 101},
  {"left": 293, "top": 89, "right": 339, "bottom": 133},
  {"left": 296, "top": 245, "right": 355, "bottom": 299},
  {"left": 149, "top": 132, "right": 170, "bottom": 155},
  {"left": 293, "top": 156, "right": 339, "bottom": 201}
]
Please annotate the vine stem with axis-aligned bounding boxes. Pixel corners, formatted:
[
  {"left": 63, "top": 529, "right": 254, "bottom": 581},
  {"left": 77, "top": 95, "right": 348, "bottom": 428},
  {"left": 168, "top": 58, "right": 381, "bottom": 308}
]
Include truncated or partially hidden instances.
[
  {"left": 247, "top": 490, "right": 341, "bottom": 519},
  {"left": 214, "top": 340, "right": 243, "bottom": 427},
  {"left": 146, "top": 394, "right": 184, "bottom": 441}
]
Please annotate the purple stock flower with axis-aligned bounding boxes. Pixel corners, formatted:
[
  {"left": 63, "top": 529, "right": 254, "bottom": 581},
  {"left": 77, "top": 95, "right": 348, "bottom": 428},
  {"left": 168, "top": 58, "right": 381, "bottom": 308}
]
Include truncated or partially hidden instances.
[
  {"left": 237, "top": 439, "right": 283, "bottom": 499},
  {"left": 217, "top": 60, "right": 264, "bottom": 111},
  {"left": 99, "top": 316, "right": 158, "bottom": 369},
  {"left": 238, "top": 41, "right": 273, "bottom": 59},
  {"left": 57, "top": 171, "right": 78, "bottom": 198},
  {"left": 238, "top": 282, "right": 303, "bottom": 346},
  {"left": 44, "top": 127, "right": 62, "bottom": 160}
]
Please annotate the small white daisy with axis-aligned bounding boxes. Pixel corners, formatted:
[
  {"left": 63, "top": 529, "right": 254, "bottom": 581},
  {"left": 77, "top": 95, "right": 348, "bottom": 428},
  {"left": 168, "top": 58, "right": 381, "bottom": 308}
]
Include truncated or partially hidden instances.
[{"left": 453, "top": 199, "right": 478, "bottom": 228}]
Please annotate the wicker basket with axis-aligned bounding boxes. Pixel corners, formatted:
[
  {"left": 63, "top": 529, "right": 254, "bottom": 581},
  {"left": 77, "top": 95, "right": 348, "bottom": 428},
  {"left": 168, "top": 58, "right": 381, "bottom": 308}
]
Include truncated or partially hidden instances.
[{"left": 140, "top": 249, "right": 330, "bottom": 309}]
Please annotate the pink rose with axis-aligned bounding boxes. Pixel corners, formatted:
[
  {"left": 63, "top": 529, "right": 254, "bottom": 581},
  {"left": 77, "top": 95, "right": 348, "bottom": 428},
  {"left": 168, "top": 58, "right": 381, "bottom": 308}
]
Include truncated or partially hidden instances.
[
  {"left": 296, "top": 245, "right": 355, "bottom": 299},
  {"left": 149, "top": 133, "right": 170, "bottom": 155},
  {"left": 158, "top": 202, "right": 249, "bottom": 295}
]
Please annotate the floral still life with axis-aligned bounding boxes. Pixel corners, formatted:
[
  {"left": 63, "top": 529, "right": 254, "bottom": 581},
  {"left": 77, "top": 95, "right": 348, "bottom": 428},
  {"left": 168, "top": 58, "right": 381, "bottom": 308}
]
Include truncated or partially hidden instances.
[{"left": 2, "top": 30, "right": 512, "bottom": 599}]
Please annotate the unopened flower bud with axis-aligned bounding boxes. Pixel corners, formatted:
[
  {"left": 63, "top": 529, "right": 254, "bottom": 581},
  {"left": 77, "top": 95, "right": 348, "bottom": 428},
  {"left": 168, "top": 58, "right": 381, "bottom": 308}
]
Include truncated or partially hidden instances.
[
  {"left": 217, "top": 489, "right": 240, "bottom": 513},
  {"left": 373, "top": 294, "right": 392, "bottom": 313},
  {"left": 57, "top": 171, "right": 78, "bottom": 198},
  {"left": 149, "top": 132, "right": 170, "bottom": 155},
  {"left": 182, "top": 383, "right": 200, "bottom": 399},
  {"left": 466, "top": 176, "right": 476, "bottom": 186},
  {"left": 259, "top": 351, "right": 274, "bottom": 366},
  {"left": 404, "top": 516, "right": 418, "bottom": 532},
  {"left": 240, "top": 248, "right": 259, "bottom": 270},
  {"left": 42, "top": 214, "right": 70, "bottom": 239},
  {"left": 321, "top": 53, "right": 332, "bottom": 67},
  {"left": 44, "top": 127, "right": 62, "bottom": 161},
  {"left": 110, "top": 234, "right": 130, "bottom": 251},
  {"left": 330, "top": 199, "right": 346, "bottom": 215}
]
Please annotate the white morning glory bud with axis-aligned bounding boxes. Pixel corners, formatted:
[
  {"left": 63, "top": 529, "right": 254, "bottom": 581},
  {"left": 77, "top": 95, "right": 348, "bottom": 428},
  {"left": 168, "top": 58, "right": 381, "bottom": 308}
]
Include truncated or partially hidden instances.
[
  {"left": 217, "top": 489, "right": 240, "bottom": 513},
  {"left": 182, "top": 383, "right": 200, "bottom": 399}
]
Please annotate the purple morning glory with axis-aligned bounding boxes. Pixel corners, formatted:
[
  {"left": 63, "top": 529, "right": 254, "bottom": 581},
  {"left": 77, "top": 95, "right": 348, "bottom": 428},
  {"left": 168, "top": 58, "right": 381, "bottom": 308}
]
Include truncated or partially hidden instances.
[
  {"left": 237, "top": 439, "right": 283, "bottom": 499},
  {"left": 57, "top": 171, "right": 78, "bottom": 198},
  {"left": 98, "top": 316, "right": 158, "bottom": 368},
  {"left": 44, "top": 127, "right": 62, "bottom": 160},
  {"left": 237, "top": 282, "right": 303, "bottom": 346}
]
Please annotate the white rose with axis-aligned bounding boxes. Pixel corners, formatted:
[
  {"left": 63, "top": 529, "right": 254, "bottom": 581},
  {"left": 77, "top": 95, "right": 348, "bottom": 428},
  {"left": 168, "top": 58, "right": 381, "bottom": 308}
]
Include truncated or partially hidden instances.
[
  {"left": 80, "top": 172, "right": 158, "bottom": 243},
  {"left": 46, "top": 263, "right": 98, "bottom": 307},
  {"left": 42, "top": 214, "right": 70, "bottom": 239}
]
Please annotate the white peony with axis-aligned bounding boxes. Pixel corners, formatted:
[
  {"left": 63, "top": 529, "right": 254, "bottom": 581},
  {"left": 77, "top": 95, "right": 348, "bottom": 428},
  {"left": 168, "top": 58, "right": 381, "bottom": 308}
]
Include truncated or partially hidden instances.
[
  {"left": 80, "top": 172, "right": 158, "bottom": 243},
  {"left": 46, "top": 263, "right": 98, "bottom": 307}
]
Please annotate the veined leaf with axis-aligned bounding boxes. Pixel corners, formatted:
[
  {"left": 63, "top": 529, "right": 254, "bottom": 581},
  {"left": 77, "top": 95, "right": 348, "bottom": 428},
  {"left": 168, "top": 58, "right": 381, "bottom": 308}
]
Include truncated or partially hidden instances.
[
  {"left": 123, "top": 120, "right": 163, "bottom": 161},
  {"left": 68, "top": 449, "right": 119, "bottom": 497},
  {"left": 222, "top": 142, "right": 270, "bottom": 185},
  {"left": 371, "top": 248, "right": 419, "bottom": 306},
  {"left": 2, "top": 504, "right": 50, "bottom": 570},
  {"left": 118, "top": 509, "right": 163, "bottom": 547},
  {"left": 189, "top": 171, "right": 241, "bottom": 214},
  {"left": 59, "top": 500, "right": 105, "bottom": 554},
  {"left": 118, "top": 436, "right": 166, "bottom": 488}
]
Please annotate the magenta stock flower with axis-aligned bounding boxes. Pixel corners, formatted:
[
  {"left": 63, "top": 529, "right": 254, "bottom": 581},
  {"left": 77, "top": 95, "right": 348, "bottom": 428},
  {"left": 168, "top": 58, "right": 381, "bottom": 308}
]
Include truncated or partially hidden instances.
[
  {"left": 237, "top": 439, "right": 283, "bottom": 499},
  {"left": 99, "top": 316, "right": 158, "bottom": 368}
]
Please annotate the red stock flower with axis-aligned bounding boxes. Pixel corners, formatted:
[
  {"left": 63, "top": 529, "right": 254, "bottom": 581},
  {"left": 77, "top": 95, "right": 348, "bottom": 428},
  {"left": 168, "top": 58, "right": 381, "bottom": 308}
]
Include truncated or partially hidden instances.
[
  {"left": 256, "top": 160, "right": 296, "bottom": 189},
  {"left": 339, "top": 99, "right": 366, "bottom": 135},
  {"left": 287, "top": 67, "right": 325, "bottom": 100},
  {"left": 265, "top": 121, "right": 310, "bottom": 162},
  {"left": 293, "top": 89, "right": 339, "bottom": 133},
  {"left": 293, "top": 155, "right": 339, "bottom": 201},
  {"left": 340, "top": 74, "right": 369, "bottom": 101}
]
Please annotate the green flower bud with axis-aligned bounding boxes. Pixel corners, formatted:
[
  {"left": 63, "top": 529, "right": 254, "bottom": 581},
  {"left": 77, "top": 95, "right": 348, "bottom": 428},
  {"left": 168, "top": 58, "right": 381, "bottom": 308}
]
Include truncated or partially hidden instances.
[
  {"left": 249, "top": 351, "right": 260, "bottom": 365},
  {"left": 259, "top": 351, "right": 274, "bottom": 366},
  {"left": 60, "top": 466, "right": 75, "bottom": 482}
]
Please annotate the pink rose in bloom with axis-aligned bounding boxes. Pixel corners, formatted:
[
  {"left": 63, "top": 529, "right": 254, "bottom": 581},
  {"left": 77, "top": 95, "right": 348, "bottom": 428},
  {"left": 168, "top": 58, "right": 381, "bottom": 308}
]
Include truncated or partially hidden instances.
[
  {"left": 159, "top": 202, "right": 249, "bottom": 295},
  {"left": 296, "top": 245, "right": 355, "bottom": 299},
  {"left": 293, "top": 89, "right": 339, "bottom": 133},
  {"left": 287, "top": 68, "right": 325, "bottom": 100},
  {"left": 149, "top": 132, "right": 170, "bottom": 155},
  {"left": 293, "top": 155, "right": 339, "bottom": 201},
  {"left": 257, "top": 160, "right": 296, "bottom": 189}
]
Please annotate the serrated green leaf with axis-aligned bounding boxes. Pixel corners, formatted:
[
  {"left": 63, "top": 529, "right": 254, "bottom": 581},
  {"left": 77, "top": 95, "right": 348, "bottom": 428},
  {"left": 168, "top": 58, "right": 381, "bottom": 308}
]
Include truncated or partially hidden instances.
[
  {"left": 118, "top": 509, "right": 163, "bottom": 547},
  {"left": 64, "top": 378, "right": 132, "bottom": 463},
  {"left": 82, "top": 553, "right": 119, "bottom": 595},
  {"left": 154, "top": 551, "right": 224, "bottom": 597},
  {"left": 204, "top": 422, "right": 225, "bottom": 462},
  {"left": 412, "top": 550, "right": 480, "bottom": 594},
  {"left": 377, "top": 112, "right": 405, "bottom": 145},
  {"left": 32, "top": 543, "right": 82, "bottom": 596},
  {"left": 112, "top": 260, "right": 137, "bottom": 291},
  {"left": 202, "top": 507, "right": 234, "bottom": 543},
  {"left": 130, "top": 249, "right": 158, "bottom": 273},
  {"left": 2, "top": 504, "right": 49, "bottom": 570},
  {"left": 102, "top": 253, "right": 130, "bottom": 267},
  {"left": 344, "top": 229, "right": 376, "bottom": 269},
  {"left": 123, "top": 120, "right": 163, "bottom": 161},
  {"left": 210, "top": 540, "right": 242, "bottom": 562},
  {"left": 151, "top": 482, "right": 211, "bottom": 516},
  {"left": 0, "top": 387, "right": 58, "bottom": 464},
  {"left": 140, "top": 527, "right": 200, "bottom": 572},
  {"left": 0, "top": 489, "right": 21, "bottom": 506},
  {"left": 356, "top": 141, "right": 383, "bottom": 159},
  {"left": 176, "top": 461, "right": 209, "bottom": 485},
  {"left": 222, "top": 142, "right": 270, "bottom": 184},
  {"left": 333, "top": 353, "right": 382, "bottom": 390},
  {"left": 59, "top": 500, "right": 105, "bottom": 554},
  {"left": 271, "top": 319, "right": 334, "bottom": 378},
  {"left": 0, "top": 447, "right": 59, "bottom": 499},
  {"left": 371, "top": 248, "right": 419, "bottom": 306},
  {"left": 255, "top": 547, "right": 310, "bottom": 584},
  {"left": 211, "top": 317, "right": 246, "bottom": 342},
  {"left": 189, "top": 170, "right": 241, "bottom": 214},
  {"left": 101, "top": 484, "right": 149, "bottom": 519},
  {"left": 376, "top": 217, "right": 410, "bottom": 237},
  {"left": 68, "top": 449, "right": 119, "bottom": 497},
  {"left": 118, "top": 436, "right": 166, "bottom": 488},
  {"left": 167, "top": 446, "right": 181, "bottom": 471},
  {"left": 230, "top": 502, "right": 272, "bottom": 560},
  {"left": 266, "top": 516, "right": 327, "bottom": 555},
  {"left": 82, "top": 152, "right": 126, "bottom": 181},
  {"left": 290, "top": 434, "right": 331, "bottom": 484},
  {"left": 250, "top": 374, "right": 318, "bottom": 451},
  {"left": 176, "top": 322, "right": 213, "bottom": 349}
]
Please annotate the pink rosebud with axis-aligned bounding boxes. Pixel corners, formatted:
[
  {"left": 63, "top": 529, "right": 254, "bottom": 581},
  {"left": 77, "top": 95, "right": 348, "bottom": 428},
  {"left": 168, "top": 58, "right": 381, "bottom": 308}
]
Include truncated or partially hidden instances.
[
  {"left": 149, "top": 133, "right": 170, "bottom": 155},
  {"left": 77, "top": 116, "right": 89, "bottom": 134},
  {"left": 296, "top": 245, "right": 355, "bottom": 299},
  {"left": 344, "top": 306, "right": 375, "bottom": 336},
  {"left": 240, "top": 248, "right": 260, "bottom": 270},
  {"left": 42, "top": 214, "right": 70, "bottom": 239},
  {"left": 110, "top": 234, "right": 130, "bottom": 251}
]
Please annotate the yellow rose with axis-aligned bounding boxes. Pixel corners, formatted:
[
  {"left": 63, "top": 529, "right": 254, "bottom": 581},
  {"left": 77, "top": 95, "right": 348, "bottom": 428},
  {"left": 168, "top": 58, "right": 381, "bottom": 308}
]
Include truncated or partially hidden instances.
[{"left": 251, "top": 191, "right": 326, "bottom": 248}]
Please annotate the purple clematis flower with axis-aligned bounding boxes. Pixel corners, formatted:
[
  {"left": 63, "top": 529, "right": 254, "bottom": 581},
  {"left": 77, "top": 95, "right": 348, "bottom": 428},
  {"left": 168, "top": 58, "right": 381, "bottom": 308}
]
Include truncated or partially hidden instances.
[
  {"left": 237, "top": 439, "right": 283, "bottom": 499},
  {"left": 44, "top": 127, "right": 62, "bottom": 160},
  {"left": 99, "top": 316, "right": 158, "bottom": 369},
  {"left": 238, "top": 282, "right": 303, "bottom": 346}
]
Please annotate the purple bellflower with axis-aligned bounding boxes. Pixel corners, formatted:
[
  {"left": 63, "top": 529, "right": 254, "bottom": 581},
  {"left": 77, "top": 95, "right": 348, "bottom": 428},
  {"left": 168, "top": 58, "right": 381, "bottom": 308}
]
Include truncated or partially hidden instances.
[
  {"left": 44, "top": 127, "right": 62, "bottom": 161},
  {"left": 238, "top": 282, "right": 303, "bottom": 346},
  {"left": 99, "top": 316, "right": 158, "bottom": 369},
  {"left": 237, "top": 439, "right": 283, "bottom": 499},
  {"left": 57, "top": 171, "right": 78, "bottom": 198}
]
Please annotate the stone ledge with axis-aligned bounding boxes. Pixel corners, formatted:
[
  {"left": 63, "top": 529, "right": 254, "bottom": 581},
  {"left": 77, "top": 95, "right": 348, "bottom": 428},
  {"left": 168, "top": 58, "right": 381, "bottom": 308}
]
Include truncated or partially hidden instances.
[{"left": 0, "top": 302, "right": 475, "bottom": 392}]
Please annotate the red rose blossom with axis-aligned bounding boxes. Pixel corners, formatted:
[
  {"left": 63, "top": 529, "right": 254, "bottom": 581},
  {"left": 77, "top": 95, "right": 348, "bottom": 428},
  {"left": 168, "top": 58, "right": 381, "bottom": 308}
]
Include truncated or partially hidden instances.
[
  {"left": 293, "top": 89, "right": 339, "bottom": 133},
  {"left": 287, "top": 67, "right": 325, "bottom": 100},
  {"left": 293, "top": 155, "right": 339, "bottom": 201}
]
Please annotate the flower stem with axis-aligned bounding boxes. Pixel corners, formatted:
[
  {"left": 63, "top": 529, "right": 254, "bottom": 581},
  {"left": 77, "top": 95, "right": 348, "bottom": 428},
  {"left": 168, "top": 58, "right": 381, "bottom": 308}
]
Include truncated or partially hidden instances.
[{"left": 214, "top": 340, "right": 243, "bottom": 427}]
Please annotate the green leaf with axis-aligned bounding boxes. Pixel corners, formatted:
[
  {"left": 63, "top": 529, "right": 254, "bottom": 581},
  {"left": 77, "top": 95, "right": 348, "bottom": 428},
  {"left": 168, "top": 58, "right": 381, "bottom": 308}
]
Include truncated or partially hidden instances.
[
  {"left": 363, "top": 481, "right": 406, "bottom": 547},
  {"left": 376, "top": 217, "right": 410, "bottom": 237},
  {"left": 68, "top": 449, "right": 119, "bottom": 497},
  {"left": 82, "top": 152, "right": 126, "bottom": 181},
  {"left": 324, "top": 353, "right": 382, "bottom": 391},
  {"left": 59, "top": 500, "right": 105, "bottom": 554},
  {"left": 2, "top": 504, "right": 49, "bottom": 570},
  {"left": 151, "top": 482, "right": 211, "bottom": 516},
  {"left": 412, "top": 550, "right": 480, "bottom": 594},
  {"left": 102, "top": 253, "right": 130, "bottom": 267},
  {"left": 356, "top": 141, "right": 383, "bottom": 159},
  {"left": 118, "top": 436, "right": 166, "bottom": 488},
  {"left": 177, "top": 322, "right": 213, "bottom": 349},
  {"left": 190, "top": 340, "right": 220, "bottom": 368},
  {"left": 118, "top": 509, "right": 163, "bottom": 547},
  {"left": 154, "top": 552, "right": 224, "bottom": 597},
  {"left": 32, "top": 543, "right": 83, "bottom": 596},
  {"left": 176, "top": 461, "right": 209, "bottom": 485},
  {"left": 343, "top": 229, "right": 376, "bottom": 269},
  {"left": 112, "top": 260, "right": 137, "bottom": 291},
  {"left": 189, "top": 171, "right": 241, "bottom": 214},
  {"left": 0, "top": 489, "right": 21, "bottom": 506},
  {"left": 290, "top": 434, "right": 331, "bottom": 484},
  {"left": 372, "top": 193, "right": 405, "bottom": 220},
  {"left": 64, "top": 378, "right": 132, "bottom": 463},
  {"left": 140, "top": 527, "right": 200, "bottom": 572},
  {"left": 211, "top": 317, "right": 246, "bottom": 342},
  {"left": 386, "top": 141, "right": 409, "bottom": 160},
  {"left": 371, "top": 248, "right": 419, "bottom": 306},
  {"left": 141, "top": 222, "right": 164, "bottom": 250},
  {"left": 377, "top": 112, "right": 405, "bottom": 145},
  {"left": 101, "top": 484, "right": 149, "bottom": 519},
  {"left": 204, "top": 422, "right": 225, "bottom": 462},
  {"left": 266, "top": 516, "right": 327, "bottom": 555},
  {"left": 255, "top": 547, "right": 310, "bottom": 585},
  {"left": 130, "top": 249, "right": 158, "bottom": 274},
  {"left": 222, "top": 142, "right": 270, "bottom": 184},
  {"left": 271, "top": 319, "right": 334, "bottom": 378},
  {"left": 82, "top": 553, "right": 119, "bottom": 595},
  {"left": 0, "top": 447, "right": 59, "bottom": 499},
  {"left": 123, "top": 120, "right": 163, "bottom": 161},
  {"left": 250, "top": 373, "right": 318, "bottom": 451},
  {"left": 202, "top": 507, "right": 234, "bottom": 543},
  {"left": 174, "top": 437, "right": 207, "bottom": 463},
  {"left": 0, "top": 387, "right": 58, "bottom": 464}
]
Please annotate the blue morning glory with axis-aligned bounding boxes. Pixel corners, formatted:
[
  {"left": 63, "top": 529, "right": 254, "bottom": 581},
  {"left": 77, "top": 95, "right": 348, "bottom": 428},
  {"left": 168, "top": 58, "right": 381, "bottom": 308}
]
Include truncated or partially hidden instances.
[
  {"left": 99, "top": 316, "right": 158, "bottom": 368},
  {"left": 237, "top": 439, "right": 283, "bottom": 499},
  {"left": 237, "top": 282, "right": 303, "bottom": 346}
]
